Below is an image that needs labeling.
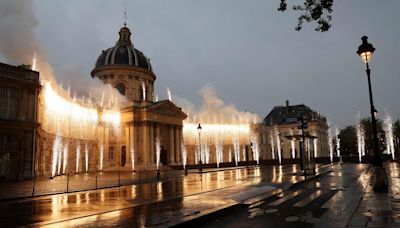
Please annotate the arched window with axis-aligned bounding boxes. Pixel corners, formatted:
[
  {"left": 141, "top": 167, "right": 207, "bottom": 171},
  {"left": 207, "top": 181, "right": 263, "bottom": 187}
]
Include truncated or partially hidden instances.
[{"left": 115, "top": 83, "right": 126, "bottom": 95}]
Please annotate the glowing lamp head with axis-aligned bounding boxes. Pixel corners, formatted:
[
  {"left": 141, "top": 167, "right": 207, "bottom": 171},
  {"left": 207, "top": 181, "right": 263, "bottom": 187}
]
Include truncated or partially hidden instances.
[
  {"left": 197, "top": 123, "right": 202, "bottom": 134},
  {"left": 357, "top": 36, "right": 375, "bottom": 63}
]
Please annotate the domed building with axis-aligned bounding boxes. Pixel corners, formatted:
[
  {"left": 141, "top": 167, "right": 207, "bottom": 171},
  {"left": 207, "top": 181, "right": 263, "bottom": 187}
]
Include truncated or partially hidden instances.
[
  {"left": 91, "top": 26, "right": 187, "bottom": 170},
  {"left": 91, "top": 26, "right": 154, "bottom": 103}
]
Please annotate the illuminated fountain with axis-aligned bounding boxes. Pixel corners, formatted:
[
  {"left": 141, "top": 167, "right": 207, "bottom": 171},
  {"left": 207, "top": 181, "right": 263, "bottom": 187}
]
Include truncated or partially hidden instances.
[
  {"left": 384, "top": 113, "right": 395, "bottom": 160},
  {"left": 99, "top": 143, "right": 104, "bottom": 171},
  {"left": 233, "top": 136, "right": 240, "bottom": 166},
  {"left": 251, "top": 135, "right": 260, "bottom": 164},
  {"left": 204, "top": 141, "right": 210, "bottom": 164},
  {"left": 215, "top": 139, "right": 223, "bottom": 167},
  {"left": 313, "top": 138, "right": 318, "bottom": 158},
  {"left": 289, "top": 129, "right": 295, "bottom": 159},
  {"left": 51, "top": 135, "right": 62, "bottom": 178},
  {"left": 167, "top": 87, "right": 172, "bottom": 101},
  {"left": 62, "top": 143, "right": 68, "bottom": 174},
  {"left": 327, "top": 120, "right": 334, "bottom": 162},
  {"left": 41, "top": 82, "right": 122, "bottom": 177},
  {"left": 274, "top": 126, "right": 282, "bottom": 164},
  {"left": 356, "top": 113, "right": 366, "bottom": 162},
  {"left": 57, "top": 138, "right": 62, "bottom": 175},
  {"left": 84, "top": 143, "right": 89, "bottom": 173},
  {"left": 183, "top": 121, "right": 254, "bottom": 166},
  {"left": 130, "top": 142, "right": 135, "bottom": 172},
  {"left": 242, "top": 146, "right": 246, "bottom": 162},
  {"left": 76, "top": 143, "right": 80, "bottom": 173},
  {"left": 181, "top": 141, "right": 187, "bottom": 170},
  {"left": 32, "top": 52, "right": 37, "bottom": 71},
  {"left": 335, "top": 127, "right": 340, "bottom": 157},
  {"left": 156, "top": 137, "right": 161, "bottom": 170},
  {"left": 270, "top": 133, "right": 275, "bottom": 160}
]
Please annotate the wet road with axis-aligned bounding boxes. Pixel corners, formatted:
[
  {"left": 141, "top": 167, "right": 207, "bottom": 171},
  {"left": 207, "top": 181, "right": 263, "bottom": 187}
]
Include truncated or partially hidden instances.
[
  {"left": 199, "top": 163, "right": 373, "bottom": 228},
  {"left": 0, "top": 164, "right": 330, "bottom": 227}
]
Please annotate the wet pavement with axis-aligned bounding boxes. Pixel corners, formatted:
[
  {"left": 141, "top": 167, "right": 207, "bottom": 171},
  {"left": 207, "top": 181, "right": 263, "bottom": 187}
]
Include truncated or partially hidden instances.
[
  {"left": 0, "top": 168, "right": 182, "bottom": 200},
  {"left": 199, "top": 162, "right": 400, "bottom": 228},
  {"left": 0, "top": 164, "right": 331, "bottom": 227}
]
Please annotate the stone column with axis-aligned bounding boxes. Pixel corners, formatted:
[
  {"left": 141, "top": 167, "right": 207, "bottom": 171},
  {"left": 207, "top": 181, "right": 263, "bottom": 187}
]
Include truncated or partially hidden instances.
[
  {"left": 174, "top": 126, "right": 180, "bottom": 164},
  {"left": 141, "top": 122, "right": 149, "bottom": 166},
  {"left": 129, "top": 123, "right": 134, "bottom": 170},
  {"left": 149, "top": 122, "right": 154, "bottom": 164},
  {"left": 169, "top": 125, "right": 175, "bottom": 164}
]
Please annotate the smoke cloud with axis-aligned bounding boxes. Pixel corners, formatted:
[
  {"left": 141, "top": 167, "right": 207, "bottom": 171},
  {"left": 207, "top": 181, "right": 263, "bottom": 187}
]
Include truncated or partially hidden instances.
[
  {"left": 175, "top": 85, "right": 260, "bottom": 124},
  {"left": 0, "top": 0, "right": 126, "bottom": 107},
  {"left": 0, "top": 0, "right": 54, "bottom": 81}
]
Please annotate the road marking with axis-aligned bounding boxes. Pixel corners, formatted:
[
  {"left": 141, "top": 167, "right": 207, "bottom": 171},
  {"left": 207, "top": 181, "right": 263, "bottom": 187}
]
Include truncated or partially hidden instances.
[
  {"left": 293, "top": 190, "right": 322, "bottom": 207},
  {"left": 268, "top": 189, "right": 306, "bottom": 206}
]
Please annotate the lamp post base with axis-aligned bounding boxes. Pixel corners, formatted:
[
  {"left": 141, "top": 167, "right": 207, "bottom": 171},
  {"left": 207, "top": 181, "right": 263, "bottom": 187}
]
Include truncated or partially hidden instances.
[{"left": 373, "top": 166, "right": 388, "bottom": 193}]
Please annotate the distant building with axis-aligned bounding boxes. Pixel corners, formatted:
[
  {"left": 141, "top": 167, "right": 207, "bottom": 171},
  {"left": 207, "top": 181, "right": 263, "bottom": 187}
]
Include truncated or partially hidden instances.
[
  {"left": 0, "top": 63, "right": 40, "bottom": 180},
  {"left": 262, "top": 100, "right": 330, "bottom": 160}
]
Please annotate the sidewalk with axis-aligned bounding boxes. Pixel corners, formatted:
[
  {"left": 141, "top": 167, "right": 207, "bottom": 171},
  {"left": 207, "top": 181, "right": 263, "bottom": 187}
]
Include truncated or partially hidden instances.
[{"left": 346, "top": 161, "right": 400, "bottom": 227}]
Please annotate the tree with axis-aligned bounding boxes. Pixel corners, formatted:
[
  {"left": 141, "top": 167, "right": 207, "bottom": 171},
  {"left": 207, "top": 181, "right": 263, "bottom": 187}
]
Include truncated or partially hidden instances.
[
  {"left": 278, "top": 0, "right": 333, "bottom": 32},
  {"left": 360, "top": 118, "right": 383, "bottom": 154},
  {"left": 339, "top": 125, "right": 357, "bottom": 157},
  {"left": 339, "top": 118, "right": 384, "bottom": 157}
]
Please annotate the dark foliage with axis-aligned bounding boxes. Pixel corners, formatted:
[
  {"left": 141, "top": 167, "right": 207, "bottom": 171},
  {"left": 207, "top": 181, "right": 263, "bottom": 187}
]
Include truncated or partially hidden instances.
[{"left": 278, "top": 0, "right": 333, "bottom": 32}]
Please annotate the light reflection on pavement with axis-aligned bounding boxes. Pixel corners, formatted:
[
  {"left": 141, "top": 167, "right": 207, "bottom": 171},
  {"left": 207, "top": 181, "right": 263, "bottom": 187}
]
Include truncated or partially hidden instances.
[{"left": 0, "top": 164, "right": 331, "bottom": 227}]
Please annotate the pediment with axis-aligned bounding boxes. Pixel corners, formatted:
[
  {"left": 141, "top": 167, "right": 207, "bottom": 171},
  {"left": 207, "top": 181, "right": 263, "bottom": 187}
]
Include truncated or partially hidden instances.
[{"left": 146, "top": 100, "right": 187, "bottom": 119}]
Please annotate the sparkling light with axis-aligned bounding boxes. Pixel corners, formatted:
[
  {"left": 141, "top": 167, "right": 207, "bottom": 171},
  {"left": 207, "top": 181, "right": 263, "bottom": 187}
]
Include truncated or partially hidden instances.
[
  {"left": 130, "top": 142, "right": 135, "bottom": 171},
  {"left": 384, "top": 113, "right": 395, "bottom": 160},
  {"left": 62, "top": 143, "right": 68, "bottom": 174},
  {"left": 335, "top": 127, "right": 340, "bottom": 157},
  {"left": 356, "top": 113, "right": 365, "bottom": 162},
  {"left": 99, "top": 143, "right": 104, "bottom": 171},
  {"left": 327, "top": 120, "right": 334, "bottom": 163},
  {"left": 181, "top": 141, "right": 187, "bottom": 169},
  {"left": 84, "top": 143, "right": 89, "bottom": 173},
  {"left": 32, "top": 52, "right": 37, "bottom": 71},
  {"left": 76, "top": 143, "right": 80, "bottom": 173},
  {"left": 156, "top": 137, "right": 161, "bottom": 170},
  {"left": 51, "top": 135, "right": 62, "bottom": 178}
]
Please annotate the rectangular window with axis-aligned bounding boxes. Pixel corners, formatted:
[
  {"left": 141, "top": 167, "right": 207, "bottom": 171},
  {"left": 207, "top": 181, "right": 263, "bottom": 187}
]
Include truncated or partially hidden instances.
[
  {"left": 0, "top": 87, "right": 18, "bottom": 120},
  {"left": 108, "top": 146, "right": 114, "bottom": 160}
]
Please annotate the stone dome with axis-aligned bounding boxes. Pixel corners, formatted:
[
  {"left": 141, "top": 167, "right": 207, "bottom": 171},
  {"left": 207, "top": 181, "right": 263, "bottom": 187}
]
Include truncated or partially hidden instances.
[{"left": 93, "top": 26, "right": 152, "bottom": 72}]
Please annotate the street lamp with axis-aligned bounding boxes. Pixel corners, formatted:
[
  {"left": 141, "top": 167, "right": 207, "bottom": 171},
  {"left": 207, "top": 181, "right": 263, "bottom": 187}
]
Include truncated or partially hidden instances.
[
  {"left": 197, "top": 123, "right": 203, "bottom": 173},
  {"left": 356, "top": 36, "right": 388, "bottom": 192}
]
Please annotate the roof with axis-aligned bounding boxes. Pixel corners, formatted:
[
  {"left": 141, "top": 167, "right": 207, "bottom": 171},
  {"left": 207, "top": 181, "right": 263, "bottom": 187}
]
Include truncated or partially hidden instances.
[
  {"left": 263, "top": 103, "right": 326, "bottom": 126},
  {"left": 92, "top": 26, "right": 152, "bottom": 73}
]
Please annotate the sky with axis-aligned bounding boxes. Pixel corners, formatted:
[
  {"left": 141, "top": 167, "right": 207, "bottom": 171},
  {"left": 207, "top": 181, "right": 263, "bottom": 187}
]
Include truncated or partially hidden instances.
[{"left": 1, "top": 0, "right": 399, "bottom": 128}]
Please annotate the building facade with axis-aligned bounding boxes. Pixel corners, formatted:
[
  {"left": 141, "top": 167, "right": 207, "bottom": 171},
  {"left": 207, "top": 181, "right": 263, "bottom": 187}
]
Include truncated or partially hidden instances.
[
  {"left": 92, "top": 26, "right": 187, "bottom": 170},
  {"left": 263, "top": 100, "right": 330, "bottom": 161},
  {"left": 32, "top": 25, "right": 187, "bottom": 177},
  {"left": 0, "top": 63, "right": 40, "bottom": 180}
]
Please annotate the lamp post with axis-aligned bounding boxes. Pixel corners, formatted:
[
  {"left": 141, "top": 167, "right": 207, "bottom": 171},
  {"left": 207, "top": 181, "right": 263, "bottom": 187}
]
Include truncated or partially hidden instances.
[
  {"left": 356, "top": 36, "right": 388, "bottom": 192},
  {"left": 197, "top": 124, "right": 203, "bottom": 173}
]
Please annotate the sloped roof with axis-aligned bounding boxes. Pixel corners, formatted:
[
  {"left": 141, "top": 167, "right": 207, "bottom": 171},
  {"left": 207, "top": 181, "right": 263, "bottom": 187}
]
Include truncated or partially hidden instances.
[{"left": 263, "top": 104, "right": 326, "bottom": 126}]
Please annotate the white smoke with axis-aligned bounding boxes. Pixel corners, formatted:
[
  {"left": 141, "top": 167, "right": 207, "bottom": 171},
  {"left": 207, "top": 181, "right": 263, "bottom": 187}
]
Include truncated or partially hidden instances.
[
  {"left": 0, "top": 0, "right": 54, "bottom": 81},
  {"left": 175, "top": 85, "right": 260, "bottom": 124},
  {"left": 0, "top": 0, "right": 127, "bottom": 107}
]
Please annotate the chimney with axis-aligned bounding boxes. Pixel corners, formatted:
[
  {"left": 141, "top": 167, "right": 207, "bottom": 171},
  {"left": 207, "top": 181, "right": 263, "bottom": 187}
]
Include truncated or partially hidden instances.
[{"left": 286, "top": 100, "right": 289, "bottom": 107}]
